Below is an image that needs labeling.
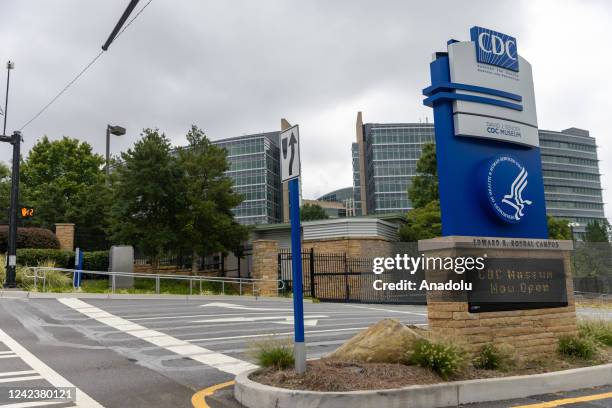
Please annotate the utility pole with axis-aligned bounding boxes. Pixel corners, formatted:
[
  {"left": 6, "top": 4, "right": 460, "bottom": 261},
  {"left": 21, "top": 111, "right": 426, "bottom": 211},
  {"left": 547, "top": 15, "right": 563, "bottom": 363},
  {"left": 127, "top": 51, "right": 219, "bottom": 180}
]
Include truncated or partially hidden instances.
[
  {"left": 3, "top": 61, "right": 14, "bottom": 135},
  {"left": 1, "top": 131, "right": 21, "bottom": 288},
  {"left": 2, "top": 61, "right": 18, "bottom": 288}
]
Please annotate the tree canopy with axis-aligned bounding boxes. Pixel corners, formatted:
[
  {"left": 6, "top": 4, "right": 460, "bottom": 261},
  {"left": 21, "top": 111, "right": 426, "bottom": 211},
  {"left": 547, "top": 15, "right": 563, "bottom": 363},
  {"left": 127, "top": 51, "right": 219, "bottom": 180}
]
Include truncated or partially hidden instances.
[
  {"left": 175, "top": 126, "right": 249, "bottom": 272},
  {"left": 585, "top": 220, "right": 611, "bottom": 243},
  {"left": 300, "top": 203, "right": 329, "bottom": 221},
  {"left": 400, "top": 142, "right": 441, "bottom": 241},
  {"left": 108, "top": 127, "right": 249, "bottom": 272},
  {"left": 19, "top": 136, "right": 110, "bottom": 249},
  {"left": 547, "top": 216, "right": 572, "bottom": 240},
  {"left": 0, "top": 162, "right": 10, "bottom": 222},
  {"left": 109, "top": 129, "right": 181, "bottom": 267},
  {"left": 408, "top": 142, "right": 438, "bottom": 208}
]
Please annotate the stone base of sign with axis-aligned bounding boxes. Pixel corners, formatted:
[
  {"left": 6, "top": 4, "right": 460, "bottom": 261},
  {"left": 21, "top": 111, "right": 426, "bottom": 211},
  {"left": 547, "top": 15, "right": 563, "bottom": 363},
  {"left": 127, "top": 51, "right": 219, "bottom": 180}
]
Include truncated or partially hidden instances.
[
  {"left": 418, "top": 236, "right": 577, "bottom": 359},
  {"left": 252, "top": 240, "right": 280, "bottom": 297}
]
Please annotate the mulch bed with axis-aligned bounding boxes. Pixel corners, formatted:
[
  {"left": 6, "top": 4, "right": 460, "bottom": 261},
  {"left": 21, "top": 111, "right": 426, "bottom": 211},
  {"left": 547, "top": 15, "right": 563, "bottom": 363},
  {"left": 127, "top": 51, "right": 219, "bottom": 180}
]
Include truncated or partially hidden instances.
[{"left": 250, "top": 354, "right": 611, "bottom": 392}]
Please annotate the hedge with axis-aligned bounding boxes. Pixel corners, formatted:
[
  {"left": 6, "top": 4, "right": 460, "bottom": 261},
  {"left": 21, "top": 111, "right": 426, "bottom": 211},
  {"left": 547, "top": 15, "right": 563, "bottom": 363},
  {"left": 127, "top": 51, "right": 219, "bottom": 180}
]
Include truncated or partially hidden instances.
[
  {"left": 16, "top": 249, "right": 109, "bottom": 271},
  {"left": 0, "top": 226, "right": 60, "bottom": 252}
]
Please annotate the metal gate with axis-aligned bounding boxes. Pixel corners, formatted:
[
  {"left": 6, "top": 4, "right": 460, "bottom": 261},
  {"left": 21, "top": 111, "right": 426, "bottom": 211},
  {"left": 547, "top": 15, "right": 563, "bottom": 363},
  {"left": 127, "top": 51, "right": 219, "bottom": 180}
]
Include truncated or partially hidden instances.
[{"left": 278, "top": 248, "right": 425, "bottom": 305}]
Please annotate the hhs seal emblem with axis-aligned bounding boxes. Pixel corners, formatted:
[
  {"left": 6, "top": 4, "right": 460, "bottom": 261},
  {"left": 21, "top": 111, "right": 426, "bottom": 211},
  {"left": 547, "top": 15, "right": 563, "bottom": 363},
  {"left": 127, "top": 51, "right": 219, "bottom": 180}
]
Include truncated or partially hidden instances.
[{"left": 485, "top": 155, "right": 533, "bottom": 223}]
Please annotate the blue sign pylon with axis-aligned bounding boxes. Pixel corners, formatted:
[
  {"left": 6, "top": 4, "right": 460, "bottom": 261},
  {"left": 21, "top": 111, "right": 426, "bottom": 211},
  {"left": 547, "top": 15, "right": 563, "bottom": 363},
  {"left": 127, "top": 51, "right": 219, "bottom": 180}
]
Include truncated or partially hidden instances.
[{"left": 289, "top": 177, "right": 306, "bottom": 374}]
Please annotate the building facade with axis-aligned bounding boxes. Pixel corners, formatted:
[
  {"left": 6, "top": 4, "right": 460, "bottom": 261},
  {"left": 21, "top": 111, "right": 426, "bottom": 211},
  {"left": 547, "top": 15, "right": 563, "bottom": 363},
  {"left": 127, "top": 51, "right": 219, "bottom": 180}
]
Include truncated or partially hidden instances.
[
  {"left": 352, "top": 114, "right": 607, "bottom": 236},
  {"left": 317, "top": 186, "right": 356, "bottom": 217},
  {"left": 353, "top": 112, "right": 435, "bottom": 215},
  {"left": 213, "top": 132, "right": 283, "bottom": 225},
  {"left": 539, "top": 127, "right": 606, "bottom": 237}
]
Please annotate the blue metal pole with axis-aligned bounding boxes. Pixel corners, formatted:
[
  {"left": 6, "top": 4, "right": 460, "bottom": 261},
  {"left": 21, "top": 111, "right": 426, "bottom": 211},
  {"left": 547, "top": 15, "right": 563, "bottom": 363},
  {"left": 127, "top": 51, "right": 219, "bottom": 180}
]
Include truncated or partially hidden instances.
[
  {"left": 74, "top": 248, "right": 83, "bottom": 289},
  {"left": 289, "top": 177, "right": 305, "bottom": 373}
]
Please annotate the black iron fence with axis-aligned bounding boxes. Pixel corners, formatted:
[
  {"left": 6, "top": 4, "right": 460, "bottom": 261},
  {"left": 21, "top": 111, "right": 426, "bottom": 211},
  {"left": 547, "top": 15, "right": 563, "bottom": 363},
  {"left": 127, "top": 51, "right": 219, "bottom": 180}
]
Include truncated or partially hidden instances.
[{"left": 278, "top": 248, "right": 426, "bottom": 305}]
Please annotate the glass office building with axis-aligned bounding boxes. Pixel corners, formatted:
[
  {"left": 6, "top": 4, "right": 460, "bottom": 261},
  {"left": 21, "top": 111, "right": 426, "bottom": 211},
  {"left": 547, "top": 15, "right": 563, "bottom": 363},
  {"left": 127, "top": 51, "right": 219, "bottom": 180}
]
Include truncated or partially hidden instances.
[
  {"left": 539, "top": 127, "right": 606, "bottom": 238},
  {"left": 353, "top": 113, "right": 435, "bottom": 215},
  {"left": 318, "top": 187, "right": 354, "bottom": 203},
  {"left": 213, "top": 132, "right": 282, "bottom": 225},
  {"left": 351, "top": 113, "right": 606, "bottom": 234}
]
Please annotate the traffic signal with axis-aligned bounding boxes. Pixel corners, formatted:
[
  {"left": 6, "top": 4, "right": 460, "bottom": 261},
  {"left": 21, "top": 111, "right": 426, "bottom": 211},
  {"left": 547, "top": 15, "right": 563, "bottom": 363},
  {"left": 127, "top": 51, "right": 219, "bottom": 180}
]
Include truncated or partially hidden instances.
[{"left": 20, "top": 207, "right": 34, "bottom": 218}]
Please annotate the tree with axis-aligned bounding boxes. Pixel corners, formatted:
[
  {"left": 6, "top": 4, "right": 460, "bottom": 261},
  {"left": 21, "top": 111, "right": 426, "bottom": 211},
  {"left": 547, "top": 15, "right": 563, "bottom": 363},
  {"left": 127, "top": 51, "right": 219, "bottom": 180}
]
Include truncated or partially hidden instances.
[
  {"left": 547, "top": 216, "right": 572, "bottom": 240},
  {"left": 19, "top": 137, "right": 111, "bottom": 250},
  {"left": 399, "top": 200, "right": 441, "bottom": 242},
  {"left": 300, "top": 203, "right": 329, "bottom": 221},
  {"left": 408, "top": 142, "right": 438, "bottom": 208},
  {"left": 109, "top": 129, "right": 181, "bottom": 271},
  {"left": 400, "top": 142, "right": 441, "bottom": 241},
  {"left": 0, "top": 162, "right": 10, "bottom": 222},
  {"left": 175, "top": 126, "right": 249, "bottom": 273},
  {"left": 573, "top": 219, "right": 612, "bottom": 279},
  {"left": 585, "top": 220, "right": 610, "bottom": 243}
]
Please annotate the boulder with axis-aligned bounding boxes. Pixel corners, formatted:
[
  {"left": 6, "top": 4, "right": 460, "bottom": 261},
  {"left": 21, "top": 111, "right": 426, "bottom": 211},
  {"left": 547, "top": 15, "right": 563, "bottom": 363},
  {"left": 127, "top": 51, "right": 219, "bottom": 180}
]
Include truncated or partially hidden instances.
[{"left": 328, "top": 318, "right": 422, "bottom": 363}]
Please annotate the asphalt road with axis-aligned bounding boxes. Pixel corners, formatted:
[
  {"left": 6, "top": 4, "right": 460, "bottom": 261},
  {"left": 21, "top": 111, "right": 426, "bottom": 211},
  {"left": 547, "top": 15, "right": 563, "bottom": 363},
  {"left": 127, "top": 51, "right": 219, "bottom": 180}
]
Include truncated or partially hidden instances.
[
  {"left": 0, "top": 293, "right": 611, "bottom": 408},
  {"left": 0, "top": 294, "right": 427, "bottom": 407}
]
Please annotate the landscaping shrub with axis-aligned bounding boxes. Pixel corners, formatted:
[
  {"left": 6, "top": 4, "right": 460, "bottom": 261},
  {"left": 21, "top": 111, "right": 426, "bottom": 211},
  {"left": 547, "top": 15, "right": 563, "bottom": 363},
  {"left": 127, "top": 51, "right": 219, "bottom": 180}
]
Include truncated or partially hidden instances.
[
  {"left": 0, "top": 226, "right": 60, "bottom": 252},
  {"left": 15, "top": 249, "right": 109, "bottom": 272},
  {"left": 578, "top": 320, "right": 612, "bottom": 347},
  {"left": 249, "top": 338, "right": 294, "bottom": 370},
  {"left": 17, "top": 249, "right": 73, "bottom": 268},
  {"left": 82, "top": 251, "right": 109, "bottom": 271},
  {"left": 406, "top": 338, "right": 466, "bottom": 379},
  {"left": 558, "top": 335, "right": 598, "bottom": 360},
  {"left": 473, "top": 344, "right": 514, "bottom": 370}
]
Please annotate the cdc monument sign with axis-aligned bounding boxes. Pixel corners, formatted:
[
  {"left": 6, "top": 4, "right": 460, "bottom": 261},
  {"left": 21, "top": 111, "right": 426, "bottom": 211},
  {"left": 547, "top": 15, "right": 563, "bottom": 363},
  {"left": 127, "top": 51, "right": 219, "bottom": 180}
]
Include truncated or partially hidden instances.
[
  {"left": 423, "top": 26, "right": 547, "bottom": 238},
  {"left": 419, "top": 28, "right": 577, "bottom": 355}
]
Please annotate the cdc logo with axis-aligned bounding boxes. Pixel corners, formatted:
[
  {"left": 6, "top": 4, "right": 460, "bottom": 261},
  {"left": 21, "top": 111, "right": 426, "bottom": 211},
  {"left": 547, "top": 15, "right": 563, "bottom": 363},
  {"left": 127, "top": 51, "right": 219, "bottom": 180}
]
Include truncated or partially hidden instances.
[
  {"left": 484, "top": 154, "right": 533, "bottom": 223},
  {"left": 470, "top": 26, "right": 519, "bottom": 72}
]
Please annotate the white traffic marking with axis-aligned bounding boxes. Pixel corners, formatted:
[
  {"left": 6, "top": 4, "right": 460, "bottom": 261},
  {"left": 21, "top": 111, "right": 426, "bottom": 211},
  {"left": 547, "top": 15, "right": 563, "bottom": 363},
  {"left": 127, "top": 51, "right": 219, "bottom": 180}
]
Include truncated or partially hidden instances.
[
  {"left": 0, "top": 370, "right": 37, "bottom": 378},
  {"left": 0, "top": 401, "right": 70, "bottom": 408},
  {"left": 275, "top": 319, "right": 319, "bottom": 327},
  {"left": 192, "top": 315, "right": 326, "bottom": 324},
  {"left": 0, "top": 375, "right": 43, "bottom": 383},
  {"left": 347, "top": 305, "right": 428, "bottom": 316},
  {"left": 0, "top": 350, "right": 15, "bottom": 355},
  {"left": 200, "top": 302, "right": 290, "bottom": 311},
  {"left": 185, "top": 323, "right": 427, "bottom": 343},
  {"left": 0, "top": 328, "right": 103, "bottom": 408},
  {"left": 0, "top": 354, "right": 18, "bottom": 359},
  {"left": 58, "top": 298, "right": 256, "bottom": 375},
  {"left": 186, "top": 327, "right": 369, "bottom": 343}
]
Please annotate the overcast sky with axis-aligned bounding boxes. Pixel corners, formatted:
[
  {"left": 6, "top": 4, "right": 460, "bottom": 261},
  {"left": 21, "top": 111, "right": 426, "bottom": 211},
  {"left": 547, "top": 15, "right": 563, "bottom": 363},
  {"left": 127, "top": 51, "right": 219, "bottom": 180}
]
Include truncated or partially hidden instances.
[{"left": 1, "top": 1, "right": 610, "bottom": 219}]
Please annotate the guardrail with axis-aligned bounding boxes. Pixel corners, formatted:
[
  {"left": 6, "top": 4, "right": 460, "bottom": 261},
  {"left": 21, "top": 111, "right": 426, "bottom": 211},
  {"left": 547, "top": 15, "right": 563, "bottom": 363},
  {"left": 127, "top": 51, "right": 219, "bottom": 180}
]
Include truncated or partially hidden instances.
[{"left": 23, "top": 267, "right": 286, "bottom": 296}]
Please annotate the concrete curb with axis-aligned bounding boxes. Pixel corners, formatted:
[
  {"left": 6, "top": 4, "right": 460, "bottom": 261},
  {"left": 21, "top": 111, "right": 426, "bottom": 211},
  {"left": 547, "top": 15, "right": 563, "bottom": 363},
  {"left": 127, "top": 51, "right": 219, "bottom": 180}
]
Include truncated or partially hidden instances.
[{"left": 234, "top": 364, "right": 612, "bottom": 408}]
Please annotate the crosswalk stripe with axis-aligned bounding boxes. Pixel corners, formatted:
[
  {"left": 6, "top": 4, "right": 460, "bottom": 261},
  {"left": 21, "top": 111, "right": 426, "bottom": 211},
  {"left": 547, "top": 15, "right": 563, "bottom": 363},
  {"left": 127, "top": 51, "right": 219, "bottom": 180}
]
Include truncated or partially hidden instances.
[
  {"left": 0, "top": 370, "right": 37, "bottom": 378},
  {"left": 59, "top": 298, "right": 257, "bottom": 375},
  {"left": 0, "top": 375, "right": 43, "bottom": 383}
]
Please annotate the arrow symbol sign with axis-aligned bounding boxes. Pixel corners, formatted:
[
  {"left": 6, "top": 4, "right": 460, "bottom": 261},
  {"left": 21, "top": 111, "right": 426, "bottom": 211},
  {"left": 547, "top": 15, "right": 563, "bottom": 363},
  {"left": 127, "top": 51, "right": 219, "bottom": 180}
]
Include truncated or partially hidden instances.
[
  {"left": 288, "top": 132, "right": 297, "bottom": 176},
  {"left": 280, "top": 125, "right": 300, "bottom": 182}
]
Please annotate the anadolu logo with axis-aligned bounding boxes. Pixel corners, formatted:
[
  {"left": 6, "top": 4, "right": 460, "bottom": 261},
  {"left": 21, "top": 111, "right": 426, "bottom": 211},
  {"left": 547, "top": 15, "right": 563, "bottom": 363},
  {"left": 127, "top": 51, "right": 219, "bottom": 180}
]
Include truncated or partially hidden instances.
[{"left": 485, "top": 154, "right": 533, "bottom": 223}]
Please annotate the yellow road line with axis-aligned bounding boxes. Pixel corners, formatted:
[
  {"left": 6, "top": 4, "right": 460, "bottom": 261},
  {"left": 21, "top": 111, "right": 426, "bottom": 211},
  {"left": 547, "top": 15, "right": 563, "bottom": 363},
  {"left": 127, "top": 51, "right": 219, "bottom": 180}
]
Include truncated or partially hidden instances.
[
  {"left": 191, "top": 380, "right": 236, "bottom": 408},
  {"left": 513, "top": 391, "right": 612, "bottom": 408}
]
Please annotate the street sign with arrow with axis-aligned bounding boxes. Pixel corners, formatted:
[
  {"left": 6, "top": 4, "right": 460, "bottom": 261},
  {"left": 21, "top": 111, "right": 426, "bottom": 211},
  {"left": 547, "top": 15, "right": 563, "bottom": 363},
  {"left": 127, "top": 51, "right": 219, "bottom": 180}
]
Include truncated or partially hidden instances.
[{"left": 280, "top": 125, "right": 300, "bottom": 182}]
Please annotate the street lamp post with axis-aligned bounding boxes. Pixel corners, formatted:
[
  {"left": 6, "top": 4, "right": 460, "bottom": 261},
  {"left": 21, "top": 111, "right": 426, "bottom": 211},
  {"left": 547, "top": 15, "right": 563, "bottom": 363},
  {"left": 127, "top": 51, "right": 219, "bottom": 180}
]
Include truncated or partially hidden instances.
[
  {"left": 3, "top": 61, "right": 14, "bottom": 137},
  {"left": 106, "top": 124, "right": 126, "bottom": 183}
]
